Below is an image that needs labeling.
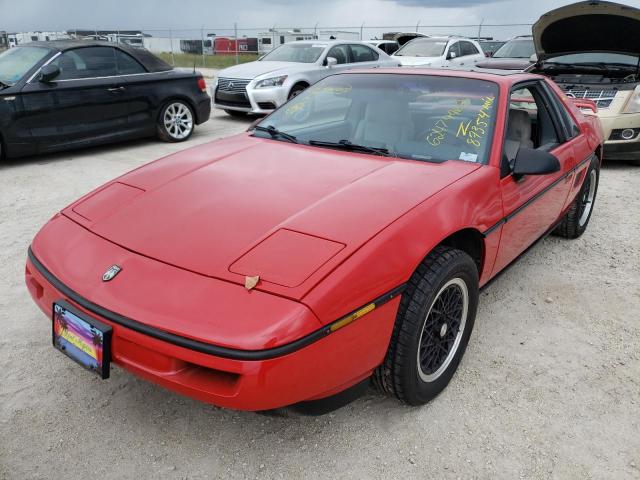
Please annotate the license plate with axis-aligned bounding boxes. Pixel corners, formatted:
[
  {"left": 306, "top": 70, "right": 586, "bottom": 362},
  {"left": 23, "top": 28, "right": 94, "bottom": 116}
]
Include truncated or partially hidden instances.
[{"left": 52, "top": 300, "right": 112, "bottom": 379}]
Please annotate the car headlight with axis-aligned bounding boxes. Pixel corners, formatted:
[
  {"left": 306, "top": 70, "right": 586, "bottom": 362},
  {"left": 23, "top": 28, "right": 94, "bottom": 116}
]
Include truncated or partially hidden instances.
[
  {"left": 623, "top": 86, "right": 640, "bottom": 113},
  {"left": 212, "top": 77, "right": 218, "bottom": 89},
  {"left": 255, "top": 75, "right": 288, "bottom": 88}
]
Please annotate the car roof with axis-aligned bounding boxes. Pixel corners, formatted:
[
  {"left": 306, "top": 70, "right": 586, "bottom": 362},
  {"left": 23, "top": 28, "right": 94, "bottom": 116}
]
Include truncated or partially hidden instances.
[
  {"left": 288, "top": 39, "right": 382, "bottom": 46},
  {"left": 330, "top": 66, "right": 542, "bottom": 85},
  {"left": 19, "top": 40, "right": 173, "bottom": 72}
]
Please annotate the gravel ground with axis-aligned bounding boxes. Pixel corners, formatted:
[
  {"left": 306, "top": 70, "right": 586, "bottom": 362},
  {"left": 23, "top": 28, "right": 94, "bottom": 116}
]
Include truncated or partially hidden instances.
[{"left": 1, "top": 112, "right": 639, "bottom": 480}]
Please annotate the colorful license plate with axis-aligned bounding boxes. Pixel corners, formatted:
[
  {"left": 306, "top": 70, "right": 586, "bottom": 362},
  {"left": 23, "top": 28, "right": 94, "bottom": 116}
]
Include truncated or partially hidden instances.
[{"left": 52, "top": 301, "right": 112, "bottom": 379}]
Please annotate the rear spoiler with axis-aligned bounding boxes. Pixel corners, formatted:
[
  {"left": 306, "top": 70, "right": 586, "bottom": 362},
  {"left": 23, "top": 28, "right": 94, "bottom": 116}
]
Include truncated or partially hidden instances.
[{"left": 569, "top": 97, "right": 598, "bottom": 114}]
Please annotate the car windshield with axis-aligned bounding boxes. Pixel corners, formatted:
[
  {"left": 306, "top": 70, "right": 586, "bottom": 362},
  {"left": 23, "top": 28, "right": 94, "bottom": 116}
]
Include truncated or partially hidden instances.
[
  {"left": 254, "top": 73, "right": 499, "bottom": 165},
  {"left": 0, "top": 46, "right": 50, "bottom": 86},
  {"left": 546, "top": 52, "right": 639, "bottom": 66},
  {"left": 493, "top": 39, "right": 535, "bottom": 59},
  {"left": 394, "top": 39, "right": 448, "bottom": 57},
  {"left": 260, "top": 44, "right": 325, "bottom": 63}
]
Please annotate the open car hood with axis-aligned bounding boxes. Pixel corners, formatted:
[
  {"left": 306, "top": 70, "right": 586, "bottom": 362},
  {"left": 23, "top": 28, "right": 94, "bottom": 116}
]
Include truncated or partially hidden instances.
[
  {"left": 393, "top": 32, "right": 429, "bottom": 46},
  {"left": 532, "top": 1, "right": 640, "bottom": 61}
]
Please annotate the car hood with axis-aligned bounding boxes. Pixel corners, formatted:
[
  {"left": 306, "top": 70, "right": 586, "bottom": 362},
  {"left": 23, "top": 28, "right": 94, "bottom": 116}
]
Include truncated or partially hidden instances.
[
  {"left": 63, "top": 135, "right": 480, "bottom": 300},
  {"left": 217, "top": 61, "right": 313, "bottom": 80},
  {"left": 394, "top": 55, "right": 440, "bottom": 66},
  {"left": 532, "top": 0, "right": 640, "bottom": 61},
  {"left": 475, "top": 58, "right": 532, "bottom": 71}
]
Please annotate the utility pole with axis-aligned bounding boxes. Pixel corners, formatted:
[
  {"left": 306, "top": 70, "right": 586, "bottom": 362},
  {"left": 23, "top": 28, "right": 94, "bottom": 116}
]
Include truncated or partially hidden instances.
[{"left": 234, "top": 23, "right": 239, "bottom": 65}]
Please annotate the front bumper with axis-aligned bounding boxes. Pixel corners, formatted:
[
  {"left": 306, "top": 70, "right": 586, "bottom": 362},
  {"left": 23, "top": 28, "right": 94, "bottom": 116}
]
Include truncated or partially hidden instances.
[
  {"left": 25, "top": 217, "right": 399, "bottom": 411},
  {"left": 212, "top": 83, "right": 289, "bottom": 115},
  {"left": 597, "top": 108, "right": 640, "bottom": 160}
]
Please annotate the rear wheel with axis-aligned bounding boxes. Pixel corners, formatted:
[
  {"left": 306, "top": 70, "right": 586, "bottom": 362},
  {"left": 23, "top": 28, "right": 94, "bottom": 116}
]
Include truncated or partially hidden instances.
[
  {"left": 554, "top": 155, "right": 599, "bottom": 239},
  {"left": 157, "top": 100, "right": 194, "bottom": 142},
  {"left": 373, "top": 246, "right": 479, "bottom": 405},
  {"left": 224, "top": 109, "right": 247, "bottom": 117}
]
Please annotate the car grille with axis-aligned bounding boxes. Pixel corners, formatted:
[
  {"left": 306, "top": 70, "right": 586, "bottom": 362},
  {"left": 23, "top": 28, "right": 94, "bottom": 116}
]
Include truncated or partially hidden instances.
[
  {"left": 217, "top": 78, "right": 251, "bottom": 93},
  {"left": 563, "top": 88, "right": 618, "bottom": 109}
]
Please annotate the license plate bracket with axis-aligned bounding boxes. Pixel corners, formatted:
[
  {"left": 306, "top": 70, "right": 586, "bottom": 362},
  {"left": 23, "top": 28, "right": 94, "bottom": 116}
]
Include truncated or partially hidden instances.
[{"left": 52, "top": 300, "right": 112, "bottom": 379}]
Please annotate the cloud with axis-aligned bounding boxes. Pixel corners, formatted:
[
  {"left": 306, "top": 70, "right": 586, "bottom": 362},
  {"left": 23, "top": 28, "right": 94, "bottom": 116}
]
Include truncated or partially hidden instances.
[{"left": 389, "top": 0, "right": 504, "bottom": 6}]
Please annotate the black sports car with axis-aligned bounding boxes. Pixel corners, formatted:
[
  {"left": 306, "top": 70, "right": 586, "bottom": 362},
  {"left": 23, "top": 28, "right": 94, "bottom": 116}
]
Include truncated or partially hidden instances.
[{"left": 0, "top": 41, "right": 211, "bottom": 160}]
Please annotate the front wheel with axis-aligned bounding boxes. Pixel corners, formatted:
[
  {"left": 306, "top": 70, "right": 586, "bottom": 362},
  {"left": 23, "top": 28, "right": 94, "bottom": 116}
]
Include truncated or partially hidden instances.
[
  {"left": 553, "top": 155, "right": 600, "bottom": 239},
  {"left": 288, "top": 84, "right": 308, "bottom": 100},
  {"left": 157, "top": 100, "right": 195, "bottom": 142},
  {"left": 373, "top": 246, "right": 479, "bottom": 405}
]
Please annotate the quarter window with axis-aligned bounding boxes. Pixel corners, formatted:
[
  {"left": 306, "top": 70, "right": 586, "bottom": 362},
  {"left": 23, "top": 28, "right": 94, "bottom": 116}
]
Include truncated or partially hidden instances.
[
  {"left": 51, "top": 47, "right": 118, "bottom": 80},
  {"left": 115, "top": 49, "right": 145, "bottom": 75}
]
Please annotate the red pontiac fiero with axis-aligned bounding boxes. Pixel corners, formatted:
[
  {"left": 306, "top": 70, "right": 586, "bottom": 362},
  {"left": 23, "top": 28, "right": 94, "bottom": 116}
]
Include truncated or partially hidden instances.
[{"left": 26, "top": 69, "right": 603, "bottom": 412}]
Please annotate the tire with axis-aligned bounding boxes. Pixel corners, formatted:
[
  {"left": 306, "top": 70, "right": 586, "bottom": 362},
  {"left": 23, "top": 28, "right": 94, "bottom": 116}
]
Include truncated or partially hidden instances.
[
  {"left": 373, "top": 246, "right": 479, "bottom": 405},
  {"left": 288, "top": 84, "right": 308, "bottom": 100},
  {"left": 224, "top": 109, "right": 247, "bottom": 118},
  {"left": 553, "top": 155, "right": 600, "bottom": 239},
  {"left": 157, "top": 100, "right": 195, "bottom": 142}
]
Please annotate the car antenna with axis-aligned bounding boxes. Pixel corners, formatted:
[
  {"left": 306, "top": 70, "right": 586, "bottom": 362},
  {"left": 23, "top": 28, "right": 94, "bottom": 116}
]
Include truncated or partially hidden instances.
[{"left": 193, "top": 57, "right": 197, "bottom": 74}]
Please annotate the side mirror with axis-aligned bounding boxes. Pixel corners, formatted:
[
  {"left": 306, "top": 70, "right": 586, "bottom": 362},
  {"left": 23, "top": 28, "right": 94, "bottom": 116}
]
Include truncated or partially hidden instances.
[
  {"left": 447, "top": 51, "right": 457, "bottom": 60},
  {"left": 325, "top": 57, "right": 337, "bottom": 68},
  {"left": 39, "top": 64, "right": 60, "bottom": 83},
  {"left": 529, "top": 53, "right": 538, "bottom": 62},
  {"left": 512, "top": 147, "right": 560, "bottom": 178}
]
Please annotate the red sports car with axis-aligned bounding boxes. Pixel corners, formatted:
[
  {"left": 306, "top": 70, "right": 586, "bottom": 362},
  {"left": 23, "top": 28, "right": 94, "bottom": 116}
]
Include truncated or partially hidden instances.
[{"left": 26, "top": 69, "right": 603, "bottom": 413}]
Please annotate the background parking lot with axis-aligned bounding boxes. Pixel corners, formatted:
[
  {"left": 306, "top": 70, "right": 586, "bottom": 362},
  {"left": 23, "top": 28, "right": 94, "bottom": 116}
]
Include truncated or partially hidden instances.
[{"left": 1, "top": 112, "right": 639, "bottom": 479}]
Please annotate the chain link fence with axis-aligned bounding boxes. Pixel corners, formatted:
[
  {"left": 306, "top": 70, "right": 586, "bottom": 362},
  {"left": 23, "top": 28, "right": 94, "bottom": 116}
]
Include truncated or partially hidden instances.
[{"left": 8, "top": 23, "right": 534, "bottom": 69}]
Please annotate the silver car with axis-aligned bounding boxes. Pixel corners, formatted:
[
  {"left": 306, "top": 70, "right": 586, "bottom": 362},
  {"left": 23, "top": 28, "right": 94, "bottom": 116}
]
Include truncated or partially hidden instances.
[{"left": 212, "top": 40, "right": 400, "bottom": 116}]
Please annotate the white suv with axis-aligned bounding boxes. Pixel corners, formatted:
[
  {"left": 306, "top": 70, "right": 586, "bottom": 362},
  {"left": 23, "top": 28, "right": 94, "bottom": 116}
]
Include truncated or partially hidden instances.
[{"left": 393, "top": 36, "right": 485, "bottom": 68}]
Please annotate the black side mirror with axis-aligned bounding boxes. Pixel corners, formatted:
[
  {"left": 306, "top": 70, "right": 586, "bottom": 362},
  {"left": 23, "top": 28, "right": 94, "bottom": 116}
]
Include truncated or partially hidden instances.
[
  {"left": 512, "top": 147, "right": 560, "bottom": 179},
  {"left": 39, "top": 64, "right": 60, "bottom": 83}
]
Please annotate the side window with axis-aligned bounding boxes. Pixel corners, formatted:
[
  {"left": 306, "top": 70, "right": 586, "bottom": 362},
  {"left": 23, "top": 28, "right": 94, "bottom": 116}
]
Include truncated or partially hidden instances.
[
  {"left": 544, "top": 83, "right": 581, "bottom": 139},
  {"left": 349, "top": 44, "right": 378, "bottom": 62},
  {"left": 51, "top": 47, "right": 117, "bottom": 80},
  {"left": 447, "top": 42, "right": 461, "bottom": 59},
  {"left": 460, "top": 41, "right": 479, "bottom": 57},
  {"left": 115, "top": 49, "right": 145, "bottom": 75},
  {"left": 503, "top": 84, "right": 561, "bottom": 173},
  {"left": 326, "top": 45, "right": 350, "bottom": 64}
]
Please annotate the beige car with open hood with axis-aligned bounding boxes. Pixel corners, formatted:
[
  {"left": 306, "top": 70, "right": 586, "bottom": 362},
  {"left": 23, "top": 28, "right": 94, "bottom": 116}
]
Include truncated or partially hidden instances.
[{"left": 529, "top": 0, "right": 640, "bottom": 162}]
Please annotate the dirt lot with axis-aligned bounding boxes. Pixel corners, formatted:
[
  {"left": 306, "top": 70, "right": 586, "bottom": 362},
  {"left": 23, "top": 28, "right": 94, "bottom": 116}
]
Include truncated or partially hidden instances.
[{"left": 1, "top": 112, "right": 639, "bottom": 480}]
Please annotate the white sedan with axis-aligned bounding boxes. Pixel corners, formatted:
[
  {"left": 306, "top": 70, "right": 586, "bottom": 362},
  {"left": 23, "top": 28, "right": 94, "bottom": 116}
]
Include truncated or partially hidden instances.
[
  {"left": 393, "top": 37, "right": 485, "bottom": 68},
  {"left": 212, "top": 40, "right": 400, "bottom": 116}
]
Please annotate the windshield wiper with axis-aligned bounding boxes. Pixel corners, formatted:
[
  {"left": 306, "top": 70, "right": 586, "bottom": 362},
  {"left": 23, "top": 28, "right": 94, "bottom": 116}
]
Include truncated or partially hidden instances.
[
  {"left": 253, "top": 125, "right": 298, "bottom": 144},
  {"left": 308, "top": 139, "right": 390, "bottom": 156}
]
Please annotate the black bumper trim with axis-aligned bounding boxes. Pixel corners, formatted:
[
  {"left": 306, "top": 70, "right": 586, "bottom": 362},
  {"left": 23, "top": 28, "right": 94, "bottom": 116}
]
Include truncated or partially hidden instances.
[{"left": 27, "top": 247, "right": 405, "bottom": 361}]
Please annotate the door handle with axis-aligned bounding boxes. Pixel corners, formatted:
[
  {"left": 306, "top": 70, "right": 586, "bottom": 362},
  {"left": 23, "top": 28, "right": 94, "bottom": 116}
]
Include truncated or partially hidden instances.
[{"left": 108, "top": 87, "right": 125, "bottom": 93}]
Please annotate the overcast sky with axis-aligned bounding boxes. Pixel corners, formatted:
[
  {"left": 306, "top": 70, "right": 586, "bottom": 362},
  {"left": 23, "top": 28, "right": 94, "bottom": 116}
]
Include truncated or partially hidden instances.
[{"left": 3, "top": 0, "right": 640, "bottom": 39}]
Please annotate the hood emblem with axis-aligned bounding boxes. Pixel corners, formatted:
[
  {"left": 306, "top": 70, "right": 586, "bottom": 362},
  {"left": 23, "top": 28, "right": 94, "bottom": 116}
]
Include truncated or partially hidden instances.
[
  {"left": 102, "top": 265, "right": 122, "bottom": 282},
  {"left": 228, "top": 82, "right": 235, "bottom": 89}
]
